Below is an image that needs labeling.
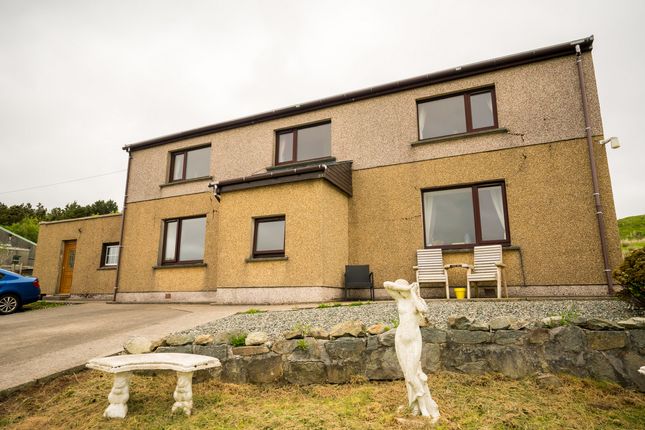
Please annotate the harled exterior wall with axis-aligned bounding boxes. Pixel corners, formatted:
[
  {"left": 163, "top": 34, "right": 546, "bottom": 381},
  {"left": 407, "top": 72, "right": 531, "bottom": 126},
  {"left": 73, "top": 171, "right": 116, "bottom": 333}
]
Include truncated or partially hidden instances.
[
  {"left": 115, "top": 193, "right": 218, "bottom": 298},
  {"left": 348, "top": 138, "right": 621, "bottom": 297},
  {"left": 33, "top": 214, "right": 121, "bottom": 297},
  {"left": 216, "top": 180, "right": 348, "bottom": 292},
  {"left": 113, "top": 179, "right": 349, "bottom": 303},
  {"left": 125, "top": 53, "right": 602, "bottom": 204},
  {"left": 31, "top": 50, "right": 621, "bottom": 302}
]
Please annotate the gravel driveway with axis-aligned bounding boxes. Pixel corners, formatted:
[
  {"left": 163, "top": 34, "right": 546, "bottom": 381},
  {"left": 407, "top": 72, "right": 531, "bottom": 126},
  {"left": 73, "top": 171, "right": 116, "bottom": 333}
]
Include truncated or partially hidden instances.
[{"left": 182, "top": 299, "right": 643, "bottom": 338}]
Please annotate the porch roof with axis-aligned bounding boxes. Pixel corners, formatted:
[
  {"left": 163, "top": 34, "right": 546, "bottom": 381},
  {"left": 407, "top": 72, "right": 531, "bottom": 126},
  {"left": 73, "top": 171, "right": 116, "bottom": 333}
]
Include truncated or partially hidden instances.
[{"left": 215, "top": 160, "right": 352, "bottom": 196}]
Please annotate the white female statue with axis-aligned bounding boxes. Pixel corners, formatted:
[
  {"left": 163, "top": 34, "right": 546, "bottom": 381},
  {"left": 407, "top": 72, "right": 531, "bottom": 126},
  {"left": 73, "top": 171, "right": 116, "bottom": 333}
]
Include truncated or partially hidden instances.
[{"left": 383, "top": 279, "right": 440, "bottom": 423}]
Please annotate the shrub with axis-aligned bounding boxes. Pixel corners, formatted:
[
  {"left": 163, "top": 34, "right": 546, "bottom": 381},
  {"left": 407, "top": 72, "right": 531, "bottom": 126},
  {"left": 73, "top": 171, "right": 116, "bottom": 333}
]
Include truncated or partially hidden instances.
[
  {"left": 614, "top": 246, "right": 645, "bottom": 308},
  {"left": 544, "top": 305, "right": 579, "bottom": 328},
  {"left": 295, "top": 339, "right": 309, "bottom": 351},
  {"left": 292, "top": 322, "right": 311, "bottom": 337},
  {"left": 229, "top": 334, "right": 247, "bottom": 347}
]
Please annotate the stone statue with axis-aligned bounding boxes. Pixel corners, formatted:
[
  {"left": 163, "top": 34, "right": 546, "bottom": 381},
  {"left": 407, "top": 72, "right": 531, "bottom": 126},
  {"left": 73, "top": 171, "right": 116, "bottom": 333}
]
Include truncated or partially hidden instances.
[{"left": 384, "top": 279, "right": 440, "bottom": 423}]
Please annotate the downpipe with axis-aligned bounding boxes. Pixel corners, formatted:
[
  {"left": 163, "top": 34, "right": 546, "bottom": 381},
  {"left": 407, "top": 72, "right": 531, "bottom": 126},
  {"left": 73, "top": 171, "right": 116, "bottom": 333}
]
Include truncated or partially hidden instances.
[
  {"left": 112, "top": 148, "right": 132, "bottom": 302},
  {"left": 575, "top": 44, "right": 615, "bottom": 295}
]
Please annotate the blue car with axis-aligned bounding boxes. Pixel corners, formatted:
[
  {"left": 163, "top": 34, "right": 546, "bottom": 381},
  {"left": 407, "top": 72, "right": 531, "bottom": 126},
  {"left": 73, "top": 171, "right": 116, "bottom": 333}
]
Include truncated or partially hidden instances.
[{"left": 0, "top": 268, "right": 41, "bottom": 315}]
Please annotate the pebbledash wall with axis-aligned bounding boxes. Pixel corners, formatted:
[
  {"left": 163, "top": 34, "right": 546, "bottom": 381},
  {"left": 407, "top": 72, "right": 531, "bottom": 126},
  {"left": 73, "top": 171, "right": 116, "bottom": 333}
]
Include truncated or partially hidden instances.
[
  {"left": 33, "top": 214, "right": 121, "bottom": 299},
  {"left": 34, "top": 37, "right": 621, "bottom": 302}
]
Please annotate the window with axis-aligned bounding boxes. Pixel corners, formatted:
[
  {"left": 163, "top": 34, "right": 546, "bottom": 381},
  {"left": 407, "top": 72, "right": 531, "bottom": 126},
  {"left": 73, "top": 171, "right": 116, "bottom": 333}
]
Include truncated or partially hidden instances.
[
  {"left": 162, "top": 216, "right": 207, "bottom": 264},
  {"left": 169, "top": 145, "right": 211, "bottom": 182},
  {"left": 101, "top": 243, "right": 119, "bottom": 267},
  {"left": 417, "top": 88, "right": 497, "bottom": 140},
  {"left": 275, "top": 122, "right": 331, "bottom": 165},
  {"left": 422, "top": 182, "right": 509, "bottom": 248},
  {"left": 253, "top": 216, "right": 286, "bottom": 258}
]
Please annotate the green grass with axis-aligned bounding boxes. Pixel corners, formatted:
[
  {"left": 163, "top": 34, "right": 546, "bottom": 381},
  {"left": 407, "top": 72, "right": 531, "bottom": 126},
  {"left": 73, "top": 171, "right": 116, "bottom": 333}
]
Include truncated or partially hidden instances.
[
  {"left": 618, "top": 214, "right": 645, "bottom": 240},
  {"left": 229, "top": 334, "right": 247, "bottom": 347},
  {"left": 618, "top": 215, "right": 645, "bottom": 256},
  {"left": 1, "top": 370, "right": 643, "bottom": 429},
  {"left": 239, "top": 308, "right": 266, "bottom": 315},
  {"left": 317, "top": 303, "right": 342, "bottom": 309},
  {"left": 295, "top": 339, "right": 309, "bottom": 351},
  {"left": 22, "top": 301, "right": 66, "bottom": 311}
]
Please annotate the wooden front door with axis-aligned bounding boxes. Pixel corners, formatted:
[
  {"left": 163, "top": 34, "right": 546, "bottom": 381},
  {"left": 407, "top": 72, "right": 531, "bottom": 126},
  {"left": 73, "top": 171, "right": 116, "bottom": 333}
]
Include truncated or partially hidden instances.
[{"left": 59, "top": 240, "right": 76, "bottom": 294}]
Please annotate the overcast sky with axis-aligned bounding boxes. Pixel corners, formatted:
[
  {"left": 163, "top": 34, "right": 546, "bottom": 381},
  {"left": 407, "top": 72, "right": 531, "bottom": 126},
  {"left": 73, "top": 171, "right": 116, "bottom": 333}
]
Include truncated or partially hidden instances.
[{"left": 0, "top": 0, "right": 643, "bottom": 218}]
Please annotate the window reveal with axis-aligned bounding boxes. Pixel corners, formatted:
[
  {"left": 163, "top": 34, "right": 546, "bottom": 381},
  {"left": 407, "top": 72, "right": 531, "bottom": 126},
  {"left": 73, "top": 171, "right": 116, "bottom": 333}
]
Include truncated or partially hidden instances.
[
  {"left": 276, "top": 122, "right": 331, "bottom": 165},
  {"left": 169, "top": 146, "right": 211, "bottom": 182},
  {"left": 162, "top": 216, "right": 207, "bottom": 264},
  {"left": 253, "top": 216, "right": 286, "bottom": 258},
  {"left": 417, "top": 88, "right": 497, "bottom": 140},
  {"left": 422, "top": 182, "right": 509, "bottom": 248}
]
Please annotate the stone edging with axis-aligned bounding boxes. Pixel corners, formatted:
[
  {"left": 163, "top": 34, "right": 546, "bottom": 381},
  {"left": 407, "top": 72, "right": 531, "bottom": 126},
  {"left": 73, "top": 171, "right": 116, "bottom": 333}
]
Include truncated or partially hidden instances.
[{"left": 123, "top": 316, "right": 645, "bottom": 391}]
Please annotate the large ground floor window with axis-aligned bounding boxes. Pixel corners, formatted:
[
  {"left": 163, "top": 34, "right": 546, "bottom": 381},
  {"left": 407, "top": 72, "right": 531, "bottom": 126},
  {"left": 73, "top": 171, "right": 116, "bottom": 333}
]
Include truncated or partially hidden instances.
[
  {"left": 162, "top": 216, "right": 207, "bottom": 264},
  {"left": 422, "top": 182, "right": 510, "bottom": 248}
]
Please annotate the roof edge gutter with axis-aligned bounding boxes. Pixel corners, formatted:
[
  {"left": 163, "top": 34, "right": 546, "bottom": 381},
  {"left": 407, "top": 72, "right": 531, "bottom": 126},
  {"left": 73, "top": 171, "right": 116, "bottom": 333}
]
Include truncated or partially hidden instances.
[{"left": 124, "top": 36, "right": 593, "bottom": 152}]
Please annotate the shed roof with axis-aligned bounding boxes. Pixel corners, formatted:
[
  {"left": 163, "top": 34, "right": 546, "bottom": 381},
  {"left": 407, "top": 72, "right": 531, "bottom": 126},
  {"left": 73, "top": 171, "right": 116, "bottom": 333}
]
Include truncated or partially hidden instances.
[{"left": 0, "top": 226, "right": 36, "bottom": 246}]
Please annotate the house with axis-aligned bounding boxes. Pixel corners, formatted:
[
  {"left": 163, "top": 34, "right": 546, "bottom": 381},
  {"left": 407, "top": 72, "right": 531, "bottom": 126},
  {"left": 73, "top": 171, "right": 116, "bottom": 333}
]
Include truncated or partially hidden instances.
[
  {"left": 34, "top": 214, "right": 121, "bottom": 298},
  {"left": 0, "top": 226, "right": 37, "bottom": 275},
  {"left": 33, "top": 36, "right": 622, "bottom": 303}
]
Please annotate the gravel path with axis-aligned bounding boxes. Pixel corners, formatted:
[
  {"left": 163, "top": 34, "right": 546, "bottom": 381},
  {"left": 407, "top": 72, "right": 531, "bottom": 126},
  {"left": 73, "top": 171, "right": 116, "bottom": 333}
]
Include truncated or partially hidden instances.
[{"left": 181, "top": 299, "right": 642, "bottom": 338}]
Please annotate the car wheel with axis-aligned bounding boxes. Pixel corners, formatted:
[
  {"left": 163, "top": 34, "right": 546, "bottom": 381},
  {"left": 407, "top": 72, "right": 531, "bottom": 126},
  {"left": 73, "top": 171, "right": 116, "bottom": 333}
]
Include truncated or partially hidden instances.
[{"left": 0, "top": 294, "right": 20, "bottom": 315}]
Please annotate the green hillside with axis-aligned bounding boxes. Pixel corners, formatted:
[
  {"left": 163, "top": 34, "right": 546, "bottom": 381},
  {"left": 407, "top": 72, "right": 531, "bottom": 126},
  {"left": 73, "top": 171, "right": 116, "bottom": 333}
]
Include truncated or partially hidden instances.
[{"left": 618, "top": 214, "right": 645, "bottom": 255}]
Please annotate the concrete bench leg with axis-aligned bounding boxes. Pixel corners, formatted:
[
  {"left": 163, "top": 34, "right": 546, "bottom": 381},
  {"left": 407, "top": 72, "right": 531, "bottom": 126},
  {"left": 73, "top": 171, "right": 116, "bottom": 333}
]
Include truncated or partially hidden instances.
[
  {"left": 104, "top": 371, "right": 131, "bottom": 419},
  {"left": 172, "top": 371, "right": 194, "bottom": 415}
]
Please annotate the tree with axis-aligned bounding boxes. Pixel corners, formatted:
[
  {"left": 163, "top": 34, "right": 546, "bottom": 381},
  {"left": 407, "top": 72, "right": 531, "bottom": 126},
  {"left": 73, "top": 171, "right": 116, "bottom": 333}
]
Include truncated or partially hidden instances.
[
  {"left": 5, "top": 217, "right": 40, "bottom": 242},
  {"left": 0, "top": 199, "right": 120, "bottom": 243}
]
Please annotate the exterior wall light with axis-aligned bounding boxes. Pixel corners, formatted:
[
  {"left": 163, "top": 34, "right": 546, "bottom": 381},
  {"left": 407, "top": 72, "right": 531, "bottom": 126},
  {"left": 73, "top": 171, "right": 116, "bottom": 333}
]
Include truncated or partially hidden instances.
[{"left": 597, "top": 136, "right": 620, "bottom": 149}]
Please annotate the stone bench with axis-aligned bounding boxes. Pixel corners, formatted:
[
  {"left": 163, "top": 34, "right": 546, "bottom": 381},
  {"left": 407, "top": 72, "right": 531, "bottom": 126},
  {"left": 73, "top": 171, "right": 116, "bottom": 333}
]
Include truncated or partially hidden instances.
[{"left": 86, "top": 353, "right": 220, "bottom": 418}]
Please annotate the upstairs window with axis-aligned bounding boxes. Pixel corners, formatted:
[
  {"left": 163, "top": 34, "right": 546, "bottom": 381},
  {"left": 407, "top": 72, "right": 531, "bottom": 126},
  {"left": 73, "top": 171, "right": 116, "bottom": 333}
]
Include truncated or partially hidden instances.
[
  {"left": 253, "top": 216, "right": 286, "bottom": 258},
  {"left": 275, "top": 122, "right": 331, "bottom": 165},
  {"left": 101, "top": 243, "right": 119, "bottom": 267},
  {"left": 422, "top": 182, "right": 509, "bottom": 248},
  {"left": 169, "top": 145, "right": 211, "bottom": 182},
  {"left": 417, "top": 88, "right": 497, "bottom": 140},
  {"left": 162, "top": 216, "right": 207, "bottom": 264}
]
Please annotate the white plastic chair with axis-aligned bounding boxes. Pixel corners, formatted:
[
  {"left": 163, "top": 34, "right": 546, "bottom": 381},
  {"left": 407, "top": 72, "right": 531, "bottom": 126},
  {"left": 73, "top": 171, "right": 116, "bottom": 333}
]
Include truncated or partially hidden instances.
[
  {"left": 413, "top": 249, "right": 449, "bottom": 299},
  {"left": 466, "top": 245, "right": 506, "bottom": 299}
]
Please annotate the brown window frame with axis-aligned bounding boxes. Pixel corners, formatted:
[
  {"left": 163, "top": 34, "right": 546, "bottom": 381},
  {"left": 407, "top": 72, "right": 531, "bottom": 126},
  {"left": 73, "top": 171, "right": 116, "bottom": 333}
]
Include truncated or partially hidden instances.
[
  {"left": 161, "top": 215, "right": 207, "bottom": 265},
  {"left": 168, "top": 144, "right": 211, "bottom": 183},
  {"left": 416, "top": 87, "right": 498, "bottom": 141},
  {"left": 274, "top": 121, "right": 331, "bottom": 166},
  {"left": 252, "top": 216, "right": 286, "bottom": 258},
  {"left": 100, "top": 242, "right": 120, "bottom": 267},
  {"left": 421, "top": 181, "right": 510, "bottom": 250}
]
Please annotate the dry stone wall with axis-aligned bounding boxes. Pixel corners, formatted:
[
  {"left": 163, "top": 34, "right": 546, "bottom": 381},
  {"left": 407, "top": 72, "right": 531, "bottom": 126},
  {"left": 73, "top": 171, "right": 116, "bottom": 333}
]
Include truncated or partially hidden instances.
[{"left": 127, "top": 317, "right": 645, "bottom": 391}]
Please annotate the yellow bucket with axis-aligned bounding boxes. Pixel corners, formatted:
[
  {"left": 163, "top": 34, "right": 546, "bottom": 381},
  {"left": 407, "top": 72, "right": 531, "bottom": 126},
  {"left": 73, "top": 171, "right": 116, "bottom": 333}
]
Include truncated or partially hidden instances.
[{"left": 454, "top": 288, "right": 466, "bottom": 300}]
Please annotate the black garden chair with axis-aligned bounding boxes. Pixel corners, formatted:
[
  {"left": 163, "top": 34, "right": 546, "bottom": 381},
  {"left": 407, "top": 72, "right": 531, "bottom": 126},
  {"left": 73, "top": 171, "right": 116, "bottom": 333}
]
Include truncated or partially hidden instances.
[{"left": 344, "top": 265, "right": 374, "bottom": 301}]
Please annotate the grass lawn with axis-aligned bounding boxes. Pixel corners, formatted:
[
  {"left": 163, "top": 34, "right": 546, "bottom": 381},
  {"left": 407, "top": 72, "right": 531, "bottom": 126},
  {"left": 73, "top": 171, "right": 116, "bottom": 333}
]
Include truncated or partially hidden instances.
[
  {"left": 1, "top": 370, "right": 643, "bottom": 429},
  {"left": 618, "top": 214, "right": 645, "bottom": 256},
  {"left": 621, "top": 238, "right": 645, "bottom": 256}
]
